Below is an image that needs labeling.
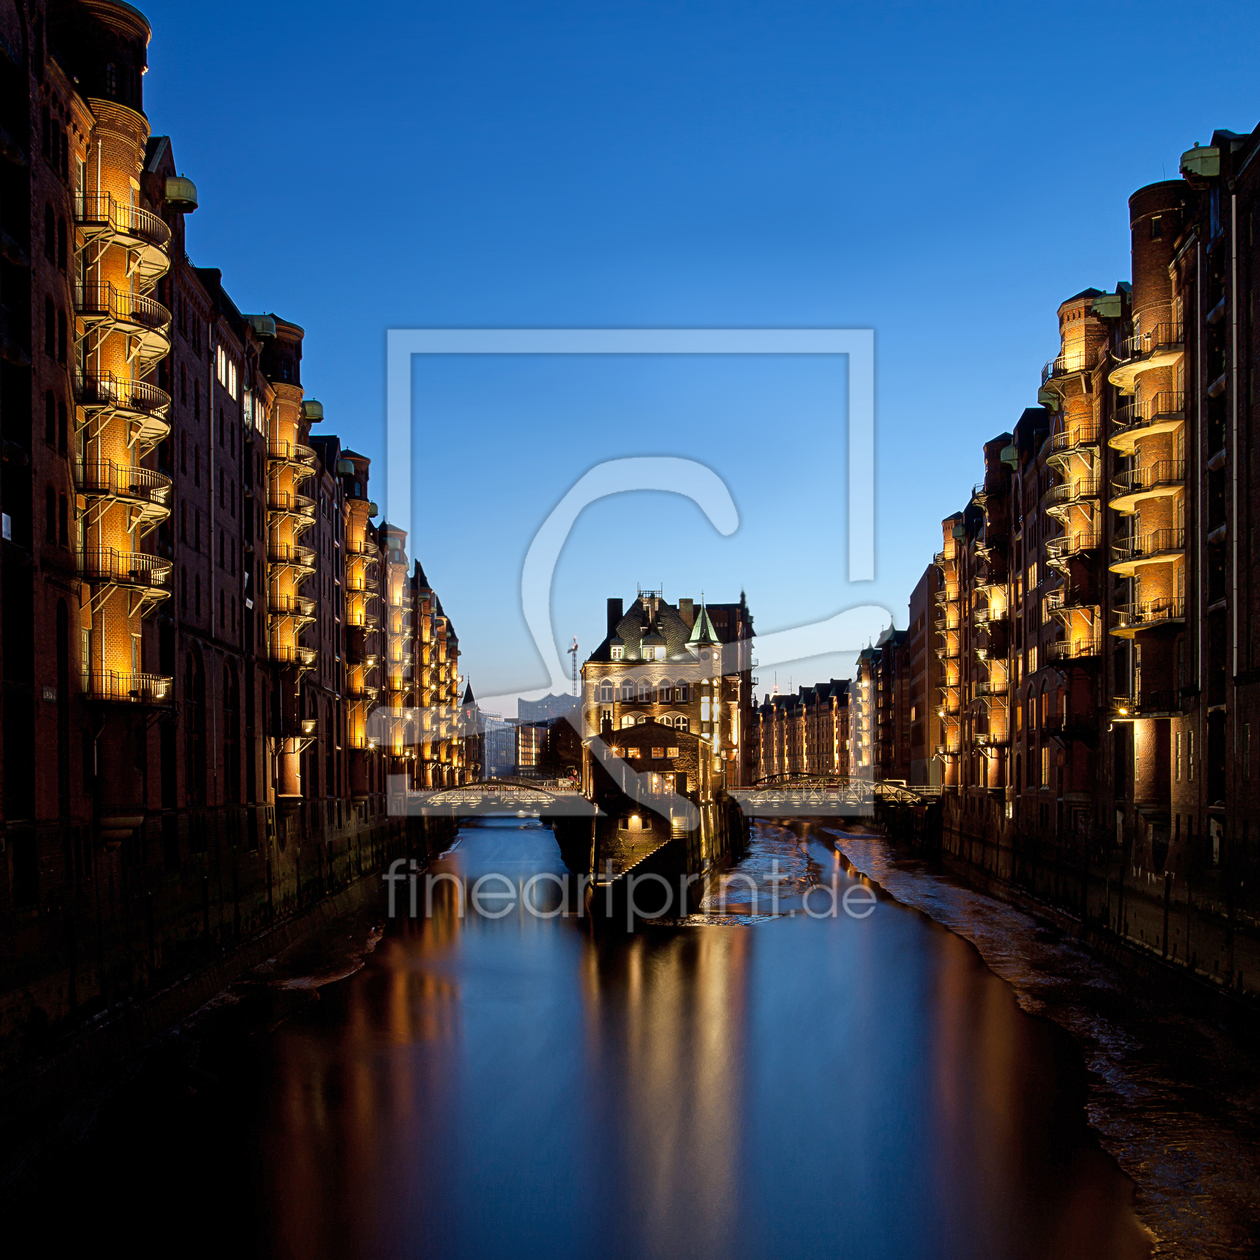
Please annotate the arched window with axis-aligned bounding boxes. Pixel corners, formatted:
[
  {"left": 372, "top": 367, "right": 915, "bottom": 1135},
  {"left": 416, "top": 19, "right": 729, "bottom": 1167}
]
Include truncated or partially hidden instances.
[
  {"left": 638, "top": 678, "right": 651, "bottom": 702},
  {"left": 598, "top": 679, "right": 613, "bottom": 703},
  {"left": 675, "top": 716, "right": 689, "bottom": 733},
  {"left": 676, "top": 681, "right": 690, "bottom": 703},
  {"left": 635, "top": 715, "right": 646, "bottom": 725},
  {"left": 619, "top": 679, "right": 635, "bottom": 702},
  {"left": 620, "top": 714, "right": 635, "bottom": 729}
]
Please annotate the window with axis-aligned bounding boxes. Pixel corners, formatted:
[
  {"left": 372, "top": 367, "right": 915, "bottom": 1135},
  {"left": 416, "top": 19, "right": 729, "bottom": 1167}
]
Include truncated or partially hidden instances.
[
  {"left": 610, "top": 645, "right": 623, "bottom": 661},
  {"left": 1151, "top": 215, "right": 1163, "bottom": 240},
  {"left": 628, "top": 747, "right": 641, "bottom": 759},
  {"left": 598, "top": 679, "right": 613, "bottom": 703},
  {"left": 651, "top": 747, "right": 665, "bottom": 759},
  {"left": 619, "top": 680, "right": 634, "bottom": 701},
  {"left": 677, "top": 682, "right": 690, "bottom": 702},
  {"left": 638, "top": 679, "right": 651, "bottom": 702},
  {"left": 1175, "top": 732, "right": 1182, "bottom": 781},
  {"left": 620, "top": 714, "right": 635, "bottom": 728},
  {"left": 667, "top": 747, "right": 680, "bottom": 759},
  {"left": 59, "top": 494, "right": 67, "bottom": 546}
]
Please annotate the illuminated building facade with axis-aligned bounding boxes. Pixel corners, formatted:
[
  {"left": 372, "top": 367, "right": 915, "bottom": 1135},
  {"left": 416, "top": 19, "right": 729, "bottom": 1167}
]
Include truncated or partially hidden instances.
[
  {"left": 0, "top": 0, "right": 463, "bottom": 1063},
  {"left": 581, "top": 590, "right": 755, "bottom": 787},
  {"left": 919, "top": 124, "right": 1260, "bottom": 881},
  {"left": 753, "top": 680, "right": 851, "bottom": 781}
]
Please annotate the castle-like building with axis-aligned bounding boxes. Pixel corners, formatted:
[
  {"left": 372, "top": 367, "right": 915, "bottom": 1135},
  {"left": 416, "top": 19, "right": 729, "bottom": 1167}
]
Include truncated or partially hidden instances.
[{"left": 580, "top": 590, "right": 755, "bottom": 786}]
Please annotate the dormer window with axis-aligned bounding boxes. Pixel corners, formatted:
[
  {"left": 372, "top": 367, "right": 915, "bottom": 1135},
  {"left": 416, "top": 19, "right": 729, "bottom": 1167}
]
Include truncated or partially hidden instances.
[{"left": 611, "top": 645, "right": 623, "bottom": 660}]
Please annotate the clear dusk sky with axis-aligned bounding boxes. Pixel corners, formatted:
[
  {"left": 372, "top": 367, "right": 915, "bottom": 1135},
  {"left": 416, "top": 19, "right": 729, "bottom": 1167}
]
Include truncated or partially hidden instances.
[{"left": 140, "top": 0, "right": 1260, "bottom": 713}]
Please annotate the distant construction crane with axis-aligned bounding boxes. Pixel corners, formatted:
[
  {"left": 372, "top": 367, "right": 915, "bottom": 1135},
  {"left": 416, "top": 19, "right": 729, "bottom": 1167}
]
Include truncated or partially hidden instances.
[{"left": 568, "top": 638, "right": 579, "bottom": 696}]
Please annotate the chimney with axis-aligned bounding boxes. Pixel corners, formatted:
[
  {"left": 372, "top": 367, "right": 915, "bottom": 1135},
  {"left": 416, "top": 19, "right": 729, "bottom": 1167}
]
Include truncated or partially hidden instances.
[
  {"left": 606, "top": 597, "right": 623, "bottom": 637},
  {"left": 678, "top": 597, "right": 695, "bottom": 628}
]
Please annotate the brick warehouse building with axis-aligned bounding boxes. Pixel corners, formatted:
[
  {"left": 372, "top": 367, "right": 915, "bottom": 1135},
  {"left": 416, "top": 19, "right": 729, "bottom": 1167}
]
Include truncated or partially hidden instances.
[
  {"left": 909, "top": 123, "right": 1260, "bottom": 993},
  {"left": 0, "top": 0, "right": 464, "bottom": 1065},
  {"left": 580, "top": 589, "right": 756, "bottom": 787},
  {"left": 754, "top": 680, "right": 851, "bottom": 781}
]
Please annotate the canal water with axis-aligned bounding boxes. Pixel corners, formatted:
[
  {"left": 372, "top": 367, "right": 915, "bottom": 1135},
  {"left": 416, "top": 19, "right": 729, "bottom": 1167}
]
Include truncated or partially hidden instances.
[{"left": 5, "top": 818, "right": 1151, "bottom": 1259}]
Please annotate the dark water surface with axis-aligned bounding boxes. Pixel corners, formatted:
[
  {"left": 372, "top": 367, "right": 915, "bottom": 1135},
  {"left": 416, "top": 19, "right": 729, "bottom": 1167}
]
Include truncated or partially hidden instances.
[{"left": 5, "top": 819, "right": 1152, "bottom": 1259}]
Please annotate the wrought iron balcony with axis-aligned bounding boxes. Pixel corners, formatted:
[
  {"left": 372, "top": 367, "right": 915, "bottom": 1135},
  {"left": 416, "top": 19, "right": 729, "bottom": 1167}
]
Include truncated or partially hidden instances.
[
  {"left": 267, "top": 542, "right": 317, "bottom": 572},
  {"left": 267, "top": 439, "right": 319, "bottom": 471},
  {"left": 79, "top": 546, "right": 172, "bottom": 591},
  {"left": 83, "top": 669, "right": 172, "bottom": 704},
  {"left": 1040, "top": 347, "right": 1093, "bottom": 385},
  {"left": 273, "top": 643, "right": 319, "bottom": 670},
  {"left": 1043, "top": 424, "right": 1100, "bottom": 467},
  {"left": 75, "top": 371, "right": 171, "bottom": 451},
  {"left": 1109, "top": 391, "right": 1186, "bottom": 452},
  {"left": 268, "top": 593, "right": 317, "bottom": 621},
  {"left": 1110, "top": 597, "right": 1186, "bottom": 637},
  {"left": 77, "top": 460, "right": 172, "bottom": 528},
  {"left": 1108, "top": 324, "right": 1184, "bottom": 392},
  {"left": 267, "top": 490, "right": 317, "bottom": 521},
  {"left": 1109, "top": 528, "right": 1186, "bottom": 574},
  {"left": 1043, "top": 477, "right": 1100, "bottom": 516},
  {"left": 74, "top": 194, "right": 171, "bottom": 281},
  {"left": 1109, "top": 459, "right": 1185, "bottom": 512},
  {"left": 1045, "top": 530, "right": 1100, "bottom": 565},
  {"left": 1048, "top": 637, "right": 1102, "bottom": 662},
  {"left": 1112, "top": 689, "right": 1180, "bottom": 718},
  {"left": 75, "top": 283, "right": 171, "bottom": 361}
]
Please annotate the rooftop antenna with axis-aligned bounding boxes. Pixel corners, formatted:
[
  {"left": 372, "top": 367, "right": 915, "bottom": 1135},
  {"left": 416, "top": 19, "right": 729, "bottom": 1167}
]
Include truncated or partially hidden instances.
[{"left": 568, "top": 637, "right": 579, "bottom": 697}]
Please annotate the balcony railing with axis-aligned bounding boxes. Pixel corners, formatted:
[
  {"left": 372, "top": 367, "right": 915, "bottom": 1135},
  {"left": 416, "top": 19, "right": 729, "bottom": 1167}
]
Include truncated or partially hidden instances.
[
  {"left": 267, "top": 543, "right": 317, "bottom": 570},
  {"left": 1043, "top": 478, "right": 1100, "bottom": 510},
  {"left": 1113, "top": 689, "right": 1180, "bottom": 717},
  {"left": 79, "top": 547, "right": 172, "bottom": 589},
  {"left": 74, "top": 194, "right": 171, "bottom": 253},
  {"left": 273, "top": 644, "right": 319, "bottom": 669},
  {"left": 1045, "top": 531, "right": 1100, "bottom": 562},
  {"left": 1040, "top": 348, "right": 1093, "bottom": 384},
  {"left": 1049, "top": 637, "right": 1101, "bottom": 661},
  {"left": 75, "top": 283, "right": 171, "bottom": 335},
  {"left": 1043, "top": 424, "right": 1100, "bottom": 461},
  {"left": 83, "top": 670, "right": 172, "bottom": 704},
  {"left": 1116, "top": 323, "right": 1184, "bottom": 365},
  {"left": 1111, "top": 392, "right": 1186, "bottom": 445},
  {"left": 75, "top": 370, "right": 171, "bottom": 418},
  {"left": 1111, "top": 528, "right": 1186, "bottom": 566},
  {"left": 1110, "top": 459, "right": 1185, "bottom": 505},
  {"left": 267, "top": 439, "right": 319, "bottom": 470},
  {"left": 936, "top": 742, "right": 961, "bottom": 757},
  {"left": 77, "top": 460, "right": 172, "bottom": 510},
  {"left": 1112, "top": 598, "right": 1186, "bottom": 633},
  {"left": 268, "top": 593, "right": 317, "bottom": 619},
  {"left": 267, "top": 490, "right": 317, "bottom": 520}
]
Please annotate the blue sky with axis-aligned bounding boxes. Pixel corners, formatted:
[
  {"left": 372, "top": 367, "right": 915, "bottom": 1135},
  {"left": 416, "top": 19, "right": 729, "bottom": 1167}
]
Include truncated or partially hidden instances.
[{"left": 140, "top": 0, "right": 1260, "bottom": 711}]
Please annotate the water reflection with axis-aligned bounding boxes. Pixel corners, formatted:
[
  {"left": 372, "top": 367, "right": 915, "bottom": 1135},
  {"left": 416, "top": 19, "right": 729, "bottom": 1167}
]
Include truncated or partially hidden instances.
[
  {"left": 2, "top": 817, "right": 1150, "bottom": 1259},
  {"left": 254, "top": 818, "right": 1147, "bottom": 1260}
]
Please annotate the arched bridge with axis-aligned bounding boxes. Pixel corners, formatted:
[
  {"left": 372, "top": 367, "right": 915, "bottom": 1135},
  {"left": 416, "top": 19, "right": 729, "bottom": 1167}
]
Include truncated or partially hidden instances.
[
  {"left": 398, "top": 778, "right": 598, "bottom": 819},
  {"left": 730, "top": 774, "right": 940, "bottom": 819}
]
